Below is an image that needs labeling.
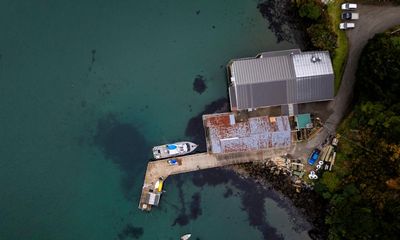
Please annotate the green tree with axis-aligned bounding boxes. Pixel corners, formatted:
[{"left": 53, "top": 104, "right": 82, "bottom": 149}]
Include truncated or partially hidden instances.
[
  {"left": 319, "top": 32, "right": 400, "bottom": 239},
  {"left": 356, "top": 33, "right": 400, "bottom": 105},
  {"left": 298, "top": 2, "right": 321, "bottom": 20},
  {"left": 321, "top": 172, "right": 340, "bottom": 193},
  {"left": 307, "top": 24, "right": 337, "bottom": 53}
]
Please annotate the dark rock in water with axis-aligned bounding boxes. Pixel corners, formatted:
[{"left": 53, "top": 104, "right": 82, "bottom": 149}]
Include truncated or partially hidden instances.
[
  {"left": 193, "top": 75, "right": 207, "bottom": 94},
  {"left": 257, "top": 0, "right": 307, "bottom": 47},
  {"left": 196, "top": 10, "right": 200, "bottom": 15},
  {"left": 117, "top": 224, "right": 143, "bottom": 240},
  {"left": 212, "top": 25, "right": 216, "bottom": 29}
]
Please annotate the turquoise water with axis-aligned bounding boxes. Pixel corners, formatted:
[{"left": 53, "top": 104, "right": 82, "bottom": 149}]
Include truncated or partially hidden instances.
[{"left": 0, "top": 0, "right": 310, "bottom": 239}]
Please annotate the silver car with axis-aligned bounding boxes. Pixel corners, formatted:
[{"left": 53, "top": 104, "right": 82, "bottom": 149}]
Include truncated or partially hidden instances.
[
  {"left": 341, "top": 3, "right": 357, "bottom": 10},
  {"left": 339, "top": 22, "right": 355, "bottom": 30}
]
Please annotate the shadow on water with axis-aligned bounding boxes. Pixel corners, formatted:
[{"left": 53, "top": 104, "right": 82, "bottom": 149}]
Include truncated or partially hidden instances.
[
  {"left": 185, "top": 97, "right": 228, "bottom": 152},
  {"left": 94, "top": 113, "right": 148, "bottom": 199}
]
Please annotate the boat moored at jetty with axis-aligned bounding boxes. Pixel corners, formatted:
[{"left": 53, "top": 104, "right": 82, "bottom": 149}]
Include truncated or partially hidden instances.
[{"left": 152, "top": 141, "right": 198, "bottom": 159}]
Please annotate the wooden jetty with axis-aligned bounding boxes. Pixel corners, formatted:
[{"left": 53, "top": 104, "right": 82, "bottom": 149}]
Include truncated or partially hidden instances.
[{"left": 138, "top": 148, "right": 288, "bottom": 211}]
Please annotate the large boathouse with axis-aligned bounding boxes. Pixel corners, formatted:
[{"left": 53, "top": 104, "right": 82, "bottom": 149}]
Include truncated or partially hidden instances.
[{"left": 227, "top": 49, "right": 334, "bottom": 113}]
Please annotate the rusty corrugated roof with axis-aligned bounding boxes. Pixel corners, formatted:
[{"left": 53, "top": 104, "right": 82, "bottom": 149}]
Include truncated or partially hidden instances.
[{"left": 203, "top": 113, "right": 291, "bottom": 154}]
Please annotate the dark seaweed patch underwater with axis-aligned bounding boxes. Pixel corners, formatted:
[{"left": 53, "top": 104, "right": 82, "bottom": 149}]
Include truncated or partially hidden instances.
[
  {"left": 193, "top": 75, "right": 207, "bottom": 94},
  {"left": 117, "top": 224, "right": 144, "bottom": 240},
  {"left": 94, "top": 113, "right": 148, "bottom": 199},
  {"left": 171, "top": 175, "right": 203, "bottom": 227}
]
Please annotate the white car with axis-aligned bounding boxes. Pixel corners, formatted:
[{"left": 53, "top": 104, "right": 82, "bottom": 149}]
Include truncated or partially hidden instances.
[
  {"left": 339, "top": 22, "right": 355, "bottom": 30},
  {"left": 341, "top": 3, "right": 357, "bottom": 10}
]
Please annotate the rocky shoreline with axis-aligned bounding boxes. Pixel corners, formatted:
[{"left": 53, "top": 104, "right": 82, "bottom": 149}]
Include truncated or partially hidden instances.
[
  {"left": 185, "top": 97, "right": 329, "bottom": 239},
  {"left": 257, "top": 0, "right": 311, "bottom": 49},
  {"left": 227, "top": 162, "right": 328, "bottom": 240}
]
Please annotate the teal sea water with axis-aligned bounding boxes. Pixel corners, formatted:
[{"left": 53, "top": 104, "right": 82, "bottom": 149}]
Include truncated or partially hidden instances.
[{"left": 0, "top": 0, "right": 311, "bottom": 239}]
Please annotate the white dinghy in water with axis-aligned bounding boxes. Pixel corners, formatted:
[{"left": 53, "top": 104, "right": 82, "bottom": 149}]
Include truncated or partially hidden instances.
[{"left": 180, "top": 234, "right": 191, "bottom": 240}]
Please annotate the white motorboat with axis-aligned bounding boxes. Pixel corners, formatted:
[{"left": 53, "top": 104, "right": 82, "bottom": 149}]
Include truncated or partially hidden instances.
[{"left": 152, "top": 141, "right": 198, "bottom": 159}]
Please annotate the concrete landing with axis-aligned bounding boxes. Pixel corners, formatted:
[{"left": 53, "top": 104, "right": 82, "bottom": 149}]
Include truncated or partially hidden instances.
[{"left": 139, "top": 148, "right": 288, "bottom": 211}]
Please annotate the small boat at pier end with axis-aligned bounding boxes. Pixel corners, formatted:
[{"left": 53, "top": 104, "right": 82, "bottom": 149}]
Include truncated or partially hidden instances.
[{"left": 152, "top": 141, "right": 198, "bottom": 159}]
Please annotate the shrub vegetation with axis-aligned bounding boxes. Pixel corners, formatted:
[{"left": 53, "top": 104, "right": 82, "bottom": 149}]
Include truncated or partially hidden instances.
[{"left": 316, "top": 32, "right": 400, "bottom": 240}]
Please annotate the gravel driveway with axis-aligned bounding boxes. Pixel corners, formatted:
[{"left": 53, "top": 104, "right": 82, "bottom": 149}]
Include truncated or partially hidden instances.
[{"left": 291, "top": 4, "right": 400, "bottom": 159}]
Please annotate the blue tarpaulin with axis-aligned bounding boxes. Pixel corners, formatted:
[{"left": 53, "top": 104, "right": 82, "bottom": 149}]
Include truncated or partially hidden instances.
[{"left": 167, "top": 144, "right": 177, "bottom": 150}]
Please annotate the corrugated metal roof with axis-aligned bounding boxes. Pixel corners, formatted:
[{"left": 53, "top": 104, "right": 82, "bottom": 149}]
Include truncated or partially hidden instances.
[
  {"left": 203, "top": 113, "right": 291, "bottom": 154},
  {"left": 227, "top": 50, "right": 334, "bottom": 110},
  {"left": 259, "top": 49, "right": 301, "bottom": 58},
  {"left": 146, "top": 192, "right": 161, "bottom": 206},
  {"left": 292, "top": 51, "right": 333, "bottom": 78},
  {"left": 228, "top": 85, "right": 237, "bottom": 110},
  {"left": 296, "top": 75, "right": 334, "bottom": 103},
  {"left": 230, "top": 53, "right": 296, "bottom": 85},
  {"left": 235, "top": 81, "right": 288, "bottom": 109}
]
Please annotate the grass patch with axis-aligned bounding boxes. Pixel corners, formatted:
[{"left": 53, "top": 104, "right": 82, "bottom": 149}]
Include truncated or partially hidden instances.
[
  {"left": 327, "top": 0, "right": 348, "bottom": 94},
  {"left": 392, "top": 36, "right": 400, "bottom": 46}
]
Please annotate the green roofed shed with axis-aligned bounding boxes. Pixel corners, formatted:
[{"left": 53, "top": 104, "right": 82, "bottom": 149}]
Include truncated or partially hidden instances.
[{"left": 295, "top": 114, "right": 312, "bottom": 130}]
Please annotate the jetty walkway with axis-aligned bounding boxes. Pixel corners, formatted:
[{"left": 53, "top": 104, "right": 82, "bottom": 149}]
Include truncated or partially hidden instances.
[{"left": 139, "top": 148, "right": 289, "bottom": 211}]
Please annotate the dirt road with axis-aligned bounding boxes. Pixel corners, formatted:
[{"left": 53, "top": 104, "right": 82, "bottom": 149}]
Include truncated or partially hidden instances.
[{"left": 292, "top": 4, "right": 400, "bottom": 158}]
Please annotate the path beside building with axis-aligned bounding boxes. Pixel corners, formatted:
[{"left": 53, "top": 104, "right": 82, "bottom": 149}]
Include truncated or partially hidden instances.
[
  {"left": 328, "top": 4, "right": 400, "bottom": 129},
  {"left": 290, "top": 4, "right": 400, "bottom": 159}
]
